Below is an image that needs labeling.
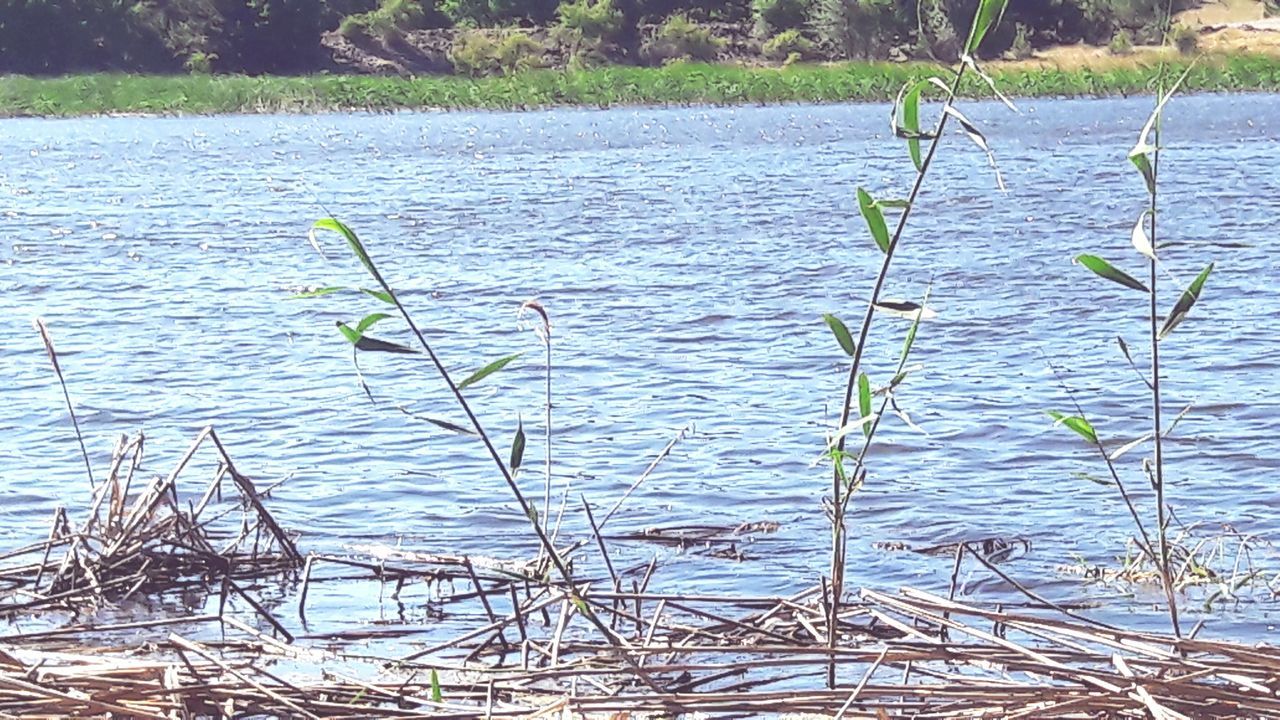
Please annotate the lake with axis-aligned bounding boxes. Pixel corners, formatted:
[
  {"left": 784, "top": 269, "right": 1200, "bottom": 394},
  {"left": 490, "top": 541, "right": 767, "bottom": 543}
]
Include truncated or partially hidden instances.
[{"left": 2, "top": 93, "right": 1279, "bottom": 641}]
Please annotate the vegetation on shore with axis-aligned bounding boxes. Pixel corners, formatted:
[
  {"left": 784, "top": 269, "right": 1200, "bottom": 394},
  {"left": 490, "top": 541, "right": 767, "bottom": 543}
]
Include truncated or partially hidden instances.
[
  {"left": 0, "top": 0, "right": 1221, "bottom": 76},
  {"left": 3, "top": 52, "right": 1279, "bottom": 117}
]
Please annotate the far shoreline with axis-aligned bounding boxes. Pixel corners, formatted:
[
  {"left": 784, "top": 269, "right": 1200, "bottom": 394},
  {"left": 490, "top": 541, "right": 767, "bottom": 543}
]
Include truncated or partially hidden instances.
[{"left": 3, "top": 51, "right": 1279, "bottom": 119}]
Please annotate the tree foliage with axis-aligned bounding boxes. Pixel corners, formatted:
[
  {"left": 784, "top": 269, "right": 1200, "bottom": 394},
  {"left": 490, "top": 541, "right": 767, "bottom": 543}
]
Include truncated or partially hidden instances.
[{"left": 0, "top": 0, "right": 1190, "bottom": 74}]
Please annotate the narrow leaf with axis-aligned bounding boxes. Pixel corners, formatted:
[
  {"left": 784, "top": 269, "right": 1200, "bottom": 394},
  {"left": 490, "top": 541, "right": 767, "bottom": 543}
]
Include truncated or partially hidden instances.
[
  {"left": 943, "top": 105, "right": 1006, "bottom": 192},
  {"left": 355, "top": 312, "right": 393, "bottom": 336},
  {"left": 395, "top": 405, "right": 475, "bottom": 434},
  {"left": 1048, "top": 411, "right": 1098, "bottom": 444},
  {"left": 819, "top": 414, "right": 880, "bottom": 460},
  {"left": 962, "top": 54, "right": 1017, "bottom": 112},
  {"left": 903, "top": 82, "right": 923, "bottom": 170},
  {"left": 1109, "top": 433, "right": 1151, "bottom": 461},
  {"left": 822, "top": 314, "right": 856, "bottom": 357},
  {"left": 289, "top": 286, "right": 346, "bottom": 300},
  {"left": 1159, "top": 263, "right": 1214, "bottom": 339},
  {"left": 1116, "top": 335, "right": 1153, "bottom": 390},
  {"left": 898, "top": 287, "right": 932, "bottom": 364},
  {"left": 858, "top": 373, "right": 872, "bottom": 437},
  {"left": 457, "top": 353, "right": 523, "bottom": 391},
  {"left": 336, "top": 321, "right": 361, "bottom": 345},
  {"left": 875, "top": 300, "right": 938, "bottom": 320},
  {"left": 875, "top": 198, "right": 912, "bottom": 209},
  {"left": 965, "top": 0, "right": 1009, "bottom": 55},
  {"left": 1074, "top": 254, "right": 1149, "bottom": 293},
  {"left": 1130, "top": 153, "right": 1156, "bottom": 195},
  {"left": 1128, "top": 65, "right": 1194, "bottom": 190},
  {"left": 311, "top": 218, "right": 382, "bottom": 284},
  {"left": 337, "top": 322, "right": 417, "bottom": 354},
  {"left": 510, "top": 417, "right": 527, "bottom": 472},
  {"left": 857, "top": 187, "right": 891, "bottom": 254},
  {"left": 362, "top": 288, "right": 395, "bottom": 305},
  {"left": 430, "top": 670, "right": 442, "bottom": 703},
  {"left": 1131, "top": 211, "right": 1156, "bottom": 261}
]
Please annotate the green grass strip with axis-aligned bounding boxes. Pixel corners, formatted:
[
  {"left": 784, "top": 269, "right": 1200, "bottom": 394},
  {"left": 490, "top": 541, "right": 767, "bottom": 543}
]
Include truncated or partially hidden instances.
[{"left": 2, "top": 53, "right": 1279, "bottom": 117}]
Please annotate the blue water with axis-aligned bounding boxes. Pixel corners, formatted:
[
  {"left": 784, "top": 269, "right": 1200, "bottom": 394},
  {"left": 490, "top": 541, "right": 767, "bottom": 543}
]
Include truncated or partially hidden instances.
[{"left": 2, "top": 93, "right": 1279, "bottom": 640}]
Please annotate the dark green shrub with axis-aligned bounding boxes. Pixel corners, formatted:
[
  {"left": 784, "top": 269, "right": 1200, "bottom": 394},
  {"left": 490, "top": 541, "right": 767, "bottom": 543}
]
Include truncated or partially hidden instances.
[
  {"left": 451, "top": 30, "right": 545, "bottom": 75},
  {"left": 497, "top": 32, "right": 546, "bottom": 72},
  {"left": 762, "top": 29, "right": 814, "bottom": 60},
  {"left": 643, "top": 13, "right": 724, "bottom": 62},
  {"left": 184, "top": 51, "right": 217, "bottom": 74},
  {"left": 752, "top": 0, "right": 809, "bottom": 34},
  {"left": 442, "top": 0, "right": 559, "bottom": 25},
  {"left": 338, "top": 0, "right": 425, "bottom": 42},
  {"left": 556, "top": 0, "right": 624, "bottom": 40},
  {"left": 812, "top": 0, "right": 903, "bottom": 60},
  {"left": 1108, "top": 27, "right": 1133, "bottom": 55}
]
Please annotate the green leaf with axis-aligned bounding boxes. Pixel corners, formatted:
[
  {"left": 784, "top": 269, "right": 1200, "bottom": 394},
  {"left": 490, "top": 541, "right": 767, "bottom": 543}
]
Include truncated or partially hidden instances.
[
  {"left": 1130, "top": 153, "right": 1156, "bottom": 195},
  {"left": 1128, "top": 65, "right": 1194, "bottom": 192},
  {"left": 858, "top": 373, "right": 872, "bottom": 437},
  {"left": 1048, "top": 411, "right": 1098, "bottom": 444},
  {"left": 311, "top": 218, "right": 384, "bottom": 286},
  {"left": 1074, "top": 254, "right": 1149, "bottom": 293},
  {"left": 965, "top": 0, "right": 1008, "bottom": 54},
  {"left": 899, "top": 307, "right": 923, "bottom": 365},
  {"left": 903, "top": 82, "right": 923, "bottom": 170},
  {"left": 289, "top": 286, "right": 346, "bottom": 300},
  {"left": 336, "top": 322, "right": 361, "bottom": 345},
  {"left": 338, "top": 321, "right": 417, "bottom": 354},
  {"left": 417, "top": 415, "right": 473, "bottom": 434},
  {"left": 510, "top": 417, "right": 526, "bottom": 472},
  {"left": 857, "top": 187, "right": 891, "bottom": 254},
  {"left": 430, "top": 669, "right": 442, "bottom": 703},
  {"left": 362, "top": 288, "right": 395, "bottom": 305},
  {"left": 457, "top": 353, "right": 522, "bottom": 391},
  {"left": 1159, "top": 263, "right": 1214, "bottom": 340},
  {"left": 355, "top": 312, "right": 393, "bottom": 336},
  {"left": 822, "top": 314, "right": 856, "bottom": 357}
]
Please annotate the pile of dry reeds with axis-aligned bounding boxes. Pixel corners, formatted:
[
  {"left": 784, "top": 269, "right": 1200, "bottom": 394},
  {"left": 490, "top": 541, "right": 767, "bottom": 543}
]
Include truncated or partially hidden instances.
[
  {"left": 3, "top": 578, "right": 1280, "bottom": 718},
  {"left": 3, "top": 428, "right": 1278, "bottom": 718},
  {"left": 0, "top": 426, "right": 301, "bottom": 619}
]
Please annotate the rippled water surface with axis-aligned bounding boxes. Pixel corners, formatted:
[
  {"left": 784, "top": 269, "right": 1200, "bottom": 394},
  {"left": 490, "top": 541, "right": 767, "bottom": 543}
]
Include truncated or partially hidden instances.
[{"left": 2, "top": 94, "right": 1279, "bottom": 639}]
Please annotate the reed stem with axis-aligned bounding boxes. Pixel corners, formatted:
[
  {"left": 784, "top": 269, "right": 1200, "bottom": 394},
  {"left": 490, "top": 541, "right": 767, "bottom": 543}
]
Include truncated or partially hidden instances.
[
  {"left": 827, "top": 62, "right": 970, "bottom": 686},
  {"left": 1148, "top": 119, "right": 1182, "bottom": 640}
]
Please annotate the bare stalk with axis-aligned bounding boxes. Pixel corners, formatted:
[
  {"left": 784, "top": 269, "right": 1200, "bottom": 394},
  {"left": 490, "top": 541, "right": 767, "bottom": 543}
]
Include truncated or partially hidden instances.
[
  {"left": 1148, "top": 120, "right": 1182, "bottom": 639},
  {"left": 33, "top": 319, "right": 95, "bottom": 489}
]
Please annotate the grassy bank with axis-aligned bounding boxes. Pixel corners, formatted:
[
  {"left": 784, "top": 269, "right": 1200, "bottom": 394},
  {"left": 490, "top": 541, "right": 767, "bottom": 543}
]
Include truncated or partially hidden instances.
[{"left": 3, "top": 52, "right": 1280, "bottom": 117}]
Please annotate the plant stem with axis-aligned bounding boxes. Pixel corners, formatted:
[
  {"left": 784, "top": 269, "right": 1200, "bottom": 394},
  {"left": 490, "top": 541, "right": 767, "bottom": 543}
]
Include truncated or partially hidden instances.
[
  {"left": 826, "top": 62, "right": 969, "bottom": 687},
  {"left": 1148, "top": 119, "right": 1182, "bottom": 640},
  {"left": 340, "top": 240, "right": 660, "bottom": 690},
  {"left": 33, "top": 319, "right": 95, "bottom": 490}
]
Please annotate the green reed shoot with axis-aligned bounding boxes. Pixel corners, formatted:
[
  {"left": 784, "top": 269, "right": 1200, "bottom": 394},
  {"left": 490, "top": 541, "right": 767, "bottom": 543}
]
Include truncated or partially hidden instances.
[
  {"left": 819, "top": 0, "right": 1011, "bottom": 686},
  {"left": 1052, "top": 65, "right": 1213, "bottom": 639},
  {"left": 301, "top": 218, "right": 661, "bottom": 689}
]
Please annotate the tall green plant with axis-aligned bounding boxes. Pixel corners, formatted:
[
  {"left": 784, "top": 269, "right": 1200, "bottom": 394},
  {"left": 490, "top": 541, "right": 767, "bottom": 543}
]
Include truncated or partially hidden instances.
[
  {"left": 300, "top": 218, "right": 660, "bottom": 688},
  {"left": 1051, "top": 67, "right": 1210, "bottom": 639},
  {"left": 819, "top": 0, "right": 1011, "bottom": 686}
]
